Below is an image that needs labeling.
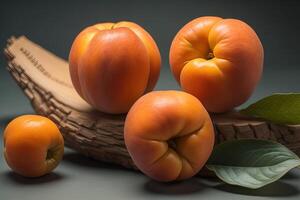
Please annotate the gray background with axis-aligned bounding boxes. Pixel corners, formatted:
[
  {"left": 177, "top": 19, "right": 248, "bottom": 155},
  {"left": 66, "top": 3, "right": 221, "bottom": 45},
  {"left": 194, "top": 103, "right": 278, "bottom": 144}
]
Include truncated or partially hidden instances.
[{"left": 1, "top": 0, "right": 300, "bottom": 199}]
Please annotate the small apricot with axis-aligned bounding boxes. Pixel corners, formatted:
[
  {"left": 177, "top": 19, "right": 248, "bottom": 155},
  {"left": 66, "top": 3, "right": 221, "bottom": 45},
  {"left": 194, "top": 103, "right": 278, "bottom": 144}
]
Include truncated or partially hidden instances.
[{"left": 3, "top": 115, "right": 64, "bottom": 177}]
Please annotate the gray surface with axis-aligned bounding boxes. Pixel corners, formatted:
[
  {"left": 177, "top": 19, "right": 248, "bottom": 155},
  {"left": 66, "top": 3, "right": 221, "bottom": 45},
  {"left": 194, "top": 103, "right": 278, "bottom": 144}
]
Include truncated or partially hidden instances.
[
  {"left": 1, "top": 0, "right": 300, "bottom": 199},
  {"left": 1, "top": 63, "right": 300, "bottom": 200}
]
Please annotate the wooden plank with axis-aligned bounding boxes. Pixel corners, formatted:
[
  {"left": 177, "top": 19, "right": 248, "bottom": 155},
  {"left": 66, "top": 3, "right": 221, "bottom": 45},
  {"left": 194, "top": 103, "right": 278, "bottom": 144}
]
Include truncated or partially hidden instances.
[{"left": 4, "top": 36, "right": 300, "bottom": 176}]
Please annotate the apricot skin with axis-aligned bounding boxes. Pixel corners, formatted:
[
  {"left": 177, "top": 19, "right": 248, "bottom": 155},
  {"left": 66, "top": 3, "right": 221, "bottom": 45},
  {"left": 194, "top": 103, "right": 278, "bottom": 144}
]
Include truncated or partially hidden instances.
[
  {"left": 124, "top": 91, "right": 215, "bottom": 182},
  {"left": 69, "top": 21, "right": 161, "bottom": 114},
  {"left": 3, "top": 115, "right": 64, "bottom": 177},
  {"left": 169, "top": 16, "right": 264, "bottom": 113}
]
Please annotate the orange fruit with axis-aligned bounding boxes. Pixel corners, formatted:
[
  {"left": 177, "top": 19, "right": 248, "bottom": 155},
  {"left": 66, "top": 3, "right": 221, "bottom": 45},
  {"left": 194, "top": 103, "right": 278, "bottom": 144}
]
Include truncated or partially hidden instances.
[{"left": 3, "top": 115, "right": 64, "bottom": 177}]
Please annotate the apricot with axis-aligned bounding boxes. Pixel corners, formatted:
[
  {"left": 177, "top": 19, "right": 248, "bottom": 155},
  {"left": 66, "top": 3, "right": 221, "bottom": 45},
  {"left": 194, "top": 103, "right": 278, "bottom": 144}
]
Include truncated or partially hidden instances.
[
  {"left": 3, "top": 115, "right": 64, "bottom": 177},
  {"left": 69, "top": 21, "right": 161, "bottom": 114},
  {"left": 124, "top": 91, "right": 215, "bottom": 182},
  {"left": 169, "top": 16, "right": 264, "bottom": 113}
]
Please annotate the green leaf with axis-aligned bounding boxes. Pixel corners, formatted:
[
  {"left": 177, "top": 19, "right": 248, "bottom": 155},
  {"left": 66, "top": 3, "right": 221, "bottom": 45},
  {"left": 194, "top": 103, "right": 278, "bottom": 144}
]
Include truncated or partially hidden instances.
[
  {"left": 240, "top": 93, "right": 300, "bottom": 125},
  {"left": 206, "top": 139, "right": 300, "bottom": 189}
]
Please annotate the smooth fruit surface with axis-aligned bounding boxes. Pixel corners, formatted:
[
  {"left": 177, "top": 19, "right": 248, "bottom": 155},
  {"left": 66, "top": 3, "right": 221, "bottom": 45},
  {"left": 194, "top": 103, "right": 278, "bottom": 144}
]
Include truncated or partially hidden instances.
[
  {"left": 3, "top": 115, "right": 64, "bottom": 177},
  {"left": 124, "top": 91, "right": 215, "bottom": 181},
  {"left": 69, "top": 21, "right": 161, "bottom": 114},
  {"left": 169, "top": 16, "right": 264, "bottom": 113}
]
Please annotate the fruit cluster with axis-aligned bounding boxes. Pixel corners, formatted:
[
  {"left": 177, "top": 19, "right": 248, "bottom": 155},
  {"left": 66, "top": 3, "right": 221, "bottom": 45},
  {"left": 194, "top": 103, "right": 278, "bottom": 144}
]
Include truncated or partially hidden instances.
[{"left": 3, "top": 16, "right": 263, "bottom": 181}]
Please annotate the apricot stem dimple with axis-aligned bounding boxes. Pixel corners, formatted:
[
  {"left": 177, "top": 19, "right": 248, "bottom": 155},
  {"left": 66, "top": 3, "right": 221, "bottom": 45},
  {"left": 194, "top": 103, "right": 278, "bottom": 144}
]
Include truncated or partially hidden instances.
[
  {"left": 111, "top": 23, "right": 117, "bottom": 29},
  {"left": 168, "top": 140, "right": 177, "bottom": 150},
  {"left": 46, "top": 149, "right": 54, "bottom": 160},
  {"left": 207, "top": 52, "right": 214, "bottom": 60}
]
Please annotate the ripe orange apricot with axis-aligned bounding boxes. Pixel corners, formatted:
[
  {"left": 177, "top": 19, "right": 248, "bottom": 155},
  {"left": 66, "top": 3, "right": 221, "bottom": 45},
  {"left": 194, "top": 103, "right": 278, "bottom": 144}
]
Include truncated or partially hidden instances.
[
  {"left": 69, "top": 21, "right": 161, "bottom": 114},
  {"left": 3, "top": 115, "right": 64, "bottom": 177},
  {"left": 124, "top": 91, "right": 215, "bottom": 182},
  {"left": 169, "top": 16, "right": 264, "bottom": 113}
]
